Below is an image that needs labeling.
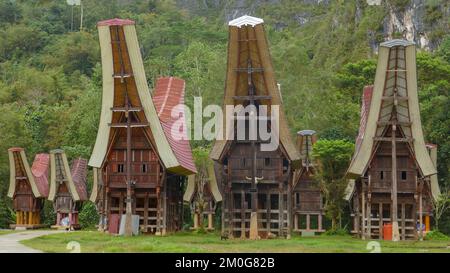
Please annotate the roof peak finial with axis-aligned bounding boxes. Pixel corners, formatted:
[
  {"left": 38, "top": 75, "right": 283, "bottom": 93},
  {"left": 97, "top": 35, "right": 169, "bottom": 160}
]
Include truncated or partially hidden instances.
[{"left": 229, "top": 15, "right": 264, "bottom": 28}]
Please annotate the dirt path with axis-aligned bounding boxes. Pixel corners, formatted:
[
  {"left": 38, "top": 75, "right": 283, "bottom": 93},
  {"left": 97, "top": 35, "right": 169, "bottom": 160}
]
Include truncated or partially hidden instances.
[{"left": 0, "top": 230, "right": 64, "bottom": 253}]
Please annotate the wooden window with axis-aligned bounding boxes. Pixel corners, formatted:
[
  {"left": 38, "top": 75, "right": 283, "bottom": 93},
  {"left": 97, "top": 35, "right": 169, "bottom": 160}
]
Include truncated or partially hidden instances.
[
  {"left": 142, "top": 164, "right": 147, "bottom": 173},
  {"left": 264, "top": 158, "right": 271, "bottom": 167},
  {"left": 401, "top": 171, "right": 407, "bottom": 180},
  {"left": 283, "top": 159, "right": 289, "bottom": 173},
  {"left": 117, "top": 164, "right": 124, "bottom": 173},
  {"left": 380, "top": 171, "right": 384, "bottom": 180},
  {"left": 242, "top": 158, "right": 246, "bottom": 167}
]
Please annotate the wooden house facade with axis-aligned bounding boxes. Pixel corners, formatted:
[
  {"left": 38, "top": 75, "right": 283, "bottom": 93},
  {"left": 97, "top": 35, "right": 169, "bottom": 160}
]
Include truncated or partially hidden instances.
[
  {"left": 183, "top": 162, "right": 222, "bottom": 230},
  {"left": 210, "top": 16, "right": 301, "bottom": 239},
  {"left": 292, "top": 130, "right": 324, "bottom": 233},
  {"left": 7, "top": 148, "right": 49, "bottom": 228},
  {"left": 89, "top": 18, "right": 196, "bottom": 235},
  {"left": 48, "top": 149, "right": 88, "bottom": 229},
  {"left": 345, "top": 40, "right": 440, "bottom": 240}
]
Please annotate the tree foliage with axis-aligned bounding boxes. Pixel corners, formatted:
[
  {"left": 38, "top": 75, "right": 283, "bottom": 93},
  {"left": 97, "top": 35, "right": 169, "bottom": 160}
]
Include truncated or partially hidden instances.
[{"left": 313, "top": 140, "right": 355, "bottom": 230}]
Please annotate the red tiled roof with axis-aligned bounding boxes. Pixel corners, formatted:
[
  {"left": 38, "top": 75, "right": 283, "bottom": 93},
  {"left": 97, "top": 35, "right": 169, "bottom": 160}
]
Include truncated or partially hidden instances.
[
  {"left": 355, "top": 85, "right": 374, "bottom": 152},
  {"left": 71, "top": 158, "right": 88, "bottom": 201},
  {"left": 152, "top": 77, "right": 197, "bottom": 174},
  {"left": 97, "top": 18, "right": 135, "bottom": 27},
  {"left": 31, "top": 153, "right": 49, "bottom": 198}
]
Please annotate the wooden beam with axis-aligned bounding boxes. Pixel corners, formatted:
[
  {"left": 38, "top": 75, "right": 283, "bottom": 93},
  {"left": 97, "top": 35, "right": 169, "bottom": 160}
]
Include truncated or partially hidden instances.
[
  {"left": 110, "top": 107, "right": 142, "bottom": 112},
  {"left": 374, "top": 137, "right": 413, "bottom": 142},
  {"left": 232, "top": 95, "right": 272, "bottom": 101},
  {"left": 377, "top": 121, "right": 412, "bottom": 126},
  {"left": 112, "top": 73, "right": 132, "bottom": 78},
  {"left": 381, "top": 96, "right": 408, "bottom": 101},
  {"left": 108, "top": 122, "right": 149, "bottom": 128},
  {"left": 234, "top": 67, "right": 264, "bottom": 73}
]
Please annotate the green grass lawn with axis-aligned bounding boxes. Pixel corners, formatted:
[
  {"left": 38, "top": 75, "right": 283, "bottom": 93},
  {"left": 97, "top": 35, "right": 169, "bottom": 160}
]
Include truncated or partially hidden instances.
[
  {"left": 0, "top": 230, "right": 15, "bottom": 235},
  {"left": 21, "top": 231, "right": 450, "bottom": 253}
]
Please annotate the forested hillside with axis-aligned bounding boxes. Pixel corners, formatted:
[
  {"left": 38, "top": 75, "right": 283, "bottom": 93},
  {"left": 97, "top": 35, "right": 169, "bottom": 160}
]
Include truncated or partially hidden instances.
[{"left": 0, "top": 0, "right": 448, "bottom": 232}]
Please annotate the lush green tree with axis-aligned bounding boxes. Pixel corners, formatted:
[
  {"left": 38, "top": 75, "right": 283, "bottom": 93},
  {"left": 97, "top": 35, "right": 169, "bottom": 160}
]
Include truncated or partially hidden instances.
[
  {"left": 41, "top": 31, "right": 99, "bottom": 76},
  {"left": 0, "top": 24, "right": 47, "bottom": 61},
  {"left": 313, "top": 139, "right": 354, "bottom": 230},
  {"left": 0, "top": 0, "right": 21, "bottom": 24},
  {"left": 191, "top": 147, "right": 211, "bottom": 230}
]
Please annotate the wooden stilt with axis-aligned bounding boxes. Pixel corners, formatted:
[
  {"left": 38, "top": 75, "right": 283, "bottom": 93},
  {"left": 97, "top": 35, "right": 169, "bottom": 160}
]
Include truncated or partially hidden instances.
[
  {"left": 419, "top": 188, "right": 423, "bottom": 241},
  {"left": 241, "top": 190, "right": 245, "bottom": 238},
  {"left": 287, "top": 180, "right": 292, "bottom": 238},
  {"left": 143, "top": 193, "right": 149, "bottom": 232},
  {"left": 229, "top": 189, "right": 234, "bottom": 237},
  {"left": 318, "top": 213, "right": 322, "bottom": 231},
  {"left": 266, "top": 193, "right": 271, "bottom": 234},
  {"left": 221, "top": 193, "right": 226, "bottom": 233},
  {"left": 379, "top": 203, "right": 383, "bottom": 240},
  {"left": 412, "top": 200, "right": 417, "bottom": 240},
  {"left": 306, "top": 214, "right": 310, "bottom": 231},
  {"left": 367, "top": 201, "right": 371, "bottom": 239},
  {"left": 354, "top": 192, "right": 360, "bottom": 234},
  {"left": 278, "top": 189, "right": 283, "bottom": 235},
  {"left": 400, "top": 203, "right": 405, "bottom": 240},
  {"left": 361, "top": 193, "right": 366, "bottom": 239},
  {"left": 294, "top": 213, "right": 298, "bottom": 231}
]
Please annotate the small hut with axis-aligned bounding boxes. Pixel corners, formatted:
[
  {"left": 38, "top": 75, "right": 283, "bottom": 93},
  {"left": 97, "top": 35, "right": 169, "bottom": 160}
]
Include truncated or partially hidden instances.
[
  {"left": 183, "top": 162, "right": 222, "bottom": 230},
  {"left": 7, "top": 148, "right": 49, "bottom": 229},
  {"left": 89, "top": 18, "right": 196, "bottom": 235},
  {"left": 292, "top": 130, "right": 324, "bottom": 234},
  {"left": 48, "top": 149, "right": 88, "bottom": 229},
  {"left": 345, "top": 40, "right": 440, "bottom": 240}
]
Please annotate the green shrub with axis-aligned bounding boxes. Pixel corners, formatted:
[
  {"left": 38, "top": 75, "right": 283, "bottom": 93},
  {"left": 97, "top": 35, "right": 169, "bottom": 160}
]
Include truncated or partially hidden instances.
[
  {"left": 322, "top": 228, "right": 349, "bottom": 236},
  {"left": 424, "top": 230, "right": 449, "bottom": 241},
  {"left": 41, "top": 201, "right": 56, "bottom": 226},
  {"left": 79, "top": 202, "right": 99, "bottom": 229}
]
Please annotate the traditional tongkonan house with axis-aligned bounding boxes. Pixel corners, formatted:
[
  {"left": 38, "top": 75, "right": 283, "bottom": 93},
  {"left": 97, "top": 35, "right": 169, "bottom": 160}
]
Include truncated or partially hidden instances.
[
  {"left": 210, "top": 15, "right": 301, "bottom": 239},
  {"left": 345, "top": 40, "right": 440, "bottom": 241},
  {"left": 48, "top": 149, "right": 88, "bottom": 229},
  {"left": 292, "top": 130, "right": 324, "bottom": 234},
  {"left": 7, "top": 148, "right": 49, "bottom": 229},
  {"left": 183, "top": 161, "right": 222, "bottom": 230},
  {"left": 89, "top": 19, "right": 196, "bottom": 236}
]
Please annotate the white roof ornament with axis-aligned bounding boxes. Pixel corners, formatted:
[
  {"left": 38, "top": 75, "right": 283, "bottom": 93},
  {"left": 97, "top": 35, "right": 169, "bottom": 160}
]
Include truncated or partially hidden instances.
[
  {"left": 380, "top": 39, "right": 415, "bottom": 48},
  {"left": 66, "top": 0, "right": 81, "bottom": 5},
  {"left": 228, "top": 15, "right": 264, "bottom": 28}
]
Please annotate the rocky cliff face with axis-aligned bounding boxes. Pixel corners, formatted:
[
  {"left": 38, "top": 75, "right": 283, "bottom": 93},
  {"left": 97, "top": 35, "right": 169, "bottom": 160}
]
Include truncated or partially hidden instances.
[
  {"left": 382, "top": 0, "right": 447, "bottom": 50},
  {"left": 176, "top": 0, "right": 448, "bottom": 51}
]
